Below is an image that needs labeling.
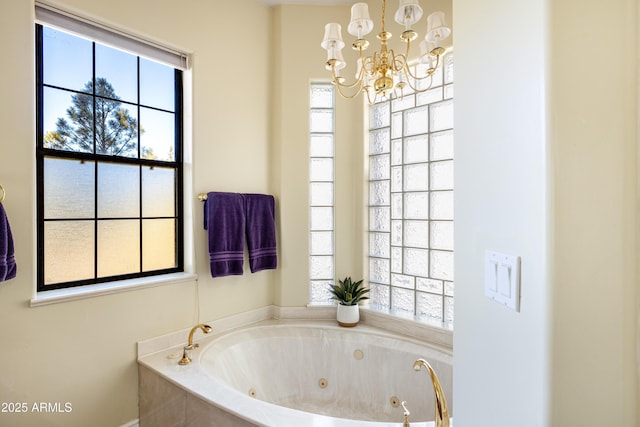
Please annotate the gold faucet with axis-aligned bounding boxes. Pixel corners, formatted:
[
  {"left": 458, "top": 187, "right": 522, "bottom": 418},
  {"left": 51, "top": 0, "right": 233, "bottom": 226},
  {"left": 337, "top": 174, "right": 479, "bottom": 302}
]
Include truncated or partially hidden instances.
[
  {"left": 178, "top": 324, "right": 212, "bottom": 365},
  {"left": 413, "top": 358, "right": 450, "bottom": 427},
  {"left": 401, "top": 401, "right": 411, "bottom": 427}
]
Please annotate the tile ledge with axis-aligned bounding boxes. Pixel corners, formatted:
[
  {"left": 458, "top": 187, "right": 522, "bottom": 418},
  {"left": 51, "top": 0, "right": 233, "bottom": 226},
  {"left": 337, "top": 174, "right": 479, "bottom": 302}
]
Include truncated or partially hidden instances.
[{"left": 31, "top": 272, "right": 198, "bottom": 307}]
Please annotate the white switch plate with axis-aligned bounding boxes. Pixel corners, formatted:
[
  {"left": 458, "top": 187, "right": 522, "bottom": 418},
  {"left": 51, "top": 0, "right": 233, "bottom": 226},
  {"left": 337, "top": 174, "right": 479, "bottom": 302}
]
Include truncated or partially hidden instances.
[{"left": 485, "top": 250, "right": 521, "bottom": 312}]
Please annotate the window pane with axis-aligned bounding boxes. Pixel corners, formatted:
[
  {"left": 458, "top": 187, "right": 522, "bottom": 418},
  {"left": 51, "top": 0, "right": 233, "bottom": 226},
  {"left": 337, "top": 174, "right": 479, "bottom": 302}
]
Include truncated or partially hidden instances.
[
  {"left": 310, "top": 158, "right": 334, "bottom": 182},
  {"left": 95, "top": 93, "right": 139, "bottom": 157},
  {"left": 143, "top": 219, "right": 176, "bottom": 271},
  {"left": 43, "top": 27, "right": 92, "bottom": 92},
  {"left": 310, "top": 183, "right": 333, "bottom": 206},
  {"left": 44, "top": 221, "right": 94, "bottom": 284},
  {"left": 43, "top": 87, "right": 93, "bottom": 153},
  {"left": 95, "top": 43, "right": 138, "bottom": 104},
  {"left": 311, "top": 280, "right": 334, "bottom": 303},
  {"left": 310, "top": 135, "right": 334, "bottom": 157},
  {"left": 44, "top": 158, "right": 95, "bottom": 219},
  {"left": 310, "top": 207, "right": 333, "bottom": 230},
  {"left": 310, "top": 85, "right": 334, "bottom": 108},
  {"left": 140, "top": 108, "right": 175, "bottom": 161},
  {"left": 142, "top": 166, "right": 175, "bottom": 217},
  {"left": 310, "top": 110, "right": 333, "bottom": 133},
  {"left": 310, "top": 256, "right": 333, "bottom": 279},
  {"left": 97, "top": 220, "right": 140, "bottom": 277},
  {"left": 140, "top": 58, "right": 175, "bottom": 111},
  {"left": 310, "top": 231, "right": 333, "bottom": 255},
  {"left": 98, "top": 163, "right": 140, "bottom": 218}
]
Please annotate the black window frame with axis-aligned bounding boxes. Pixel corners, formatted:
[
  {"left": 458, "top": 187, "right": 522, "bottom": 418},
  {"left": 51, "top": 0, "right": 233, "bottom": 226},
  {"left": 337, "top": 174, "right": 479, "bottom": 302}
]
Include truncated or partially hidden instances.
[{"left": 35, "top": 23, "right": 184, "bottom": 292}]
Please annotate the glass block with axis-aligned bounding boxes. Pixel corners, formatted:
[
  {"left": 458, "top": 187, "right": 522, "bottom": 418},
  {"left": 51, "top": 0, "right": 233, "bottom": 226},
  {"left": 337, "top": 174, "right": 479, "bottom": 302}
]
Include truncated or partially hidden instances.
[
  {"left": 391, "top": 139, "right": 403, "bottom": 165},
  {"left": 404, "top": 248, "right": 429, "bottom": 276},
  {"left": 369, "top": 257, "right": 390, "bottom": 284},
  {"left": 391, "top": 220, "right": 403, "bottom": 245},
  {"left": 391, "top": 247, "right": 402, "bottom": 273},
  {"left": 369, "top": 128, "right": 390, "bottom": 154},
  {"left": 417, "top": 292, "right": 443, "bottom": 322},
  {"left": 404, "top": 134, "right": 429, "bottom": 164},
  {"left": 310, "top": 158, "right": 334, "bottom": 182},
  {"left": 444, "top": 281, "right": 454, "bottom": 296},
  {"left": 310, "top": 231, "right": 333, "bottom": 255},
  {"left": 370, "top": 155, "right": 390, "bottom": 180},
  {"left": 310, "top": 110, "right": 333, "bottom": 133},
  {"left": 404, "top": 106, "right": 429, "bottom": 136},
  {"left": 310, "top": 85, "right": 334, "bottom": 108},
  {"left": 430, "top": 250, "right": 454, "bottom": 280},
  {"left": 370, "top": 102, "right": 390, "bottom": 129},
  {"left": 310, "top": 255, "right": 334, "bottom": 279},
  {"left": 391, "top": 94, "right": 415, "bottom": 112},
  {"left": 417, "top": 277, "right": 443, "bottom": 294},
  {"left": 44, "top": 158, "right": 95, "bottom": 219},
  {"left": 444, "top": 84, "right": 454, "bottom": 100},
  {"left": 140, "top": 107, "right": 175, "bottom": 161},
  {"left": 404, "top": 192, "right": 429, "bottom": 219},
  {"left": 310, "top": 207, "right": 333, "bottom": 230},
  {"left": 98, "top": 162, "right": 140, "bottom": 218},
  {"left": 391, "top": 273, "right": 415, "bottom": 289},
  {"left": 431, "top": 191, "right": 453, "bottom": 220},
  {"left": 369, "top": 180, "right": 390, "bottom": 206},
  {"left": 431, "top": 221, "right": 453, "bottom": 250},
  {"left": 444, "top": 296, "right": 454, "bottom": 324},
  {"left": 370, "top": 283, "right": 390, "bottom": 308},
  {"left": 369, "top": 207, "right": 390, "bottom": 232},
  {"left": 430, "top": 100, "right": 454, "bottom": 132},
  {"left": 311, "top": 280, "right": 334, "bottom": 304},
  {"left": 310, "top": 182, "right": 334, "bottom": 206},
  {"left": 391, "top": 112, "right": 403, "bottom": 139},
  {"left": 391, "top": 166, "right": 402, "bottom": 192},
  {"left": 44, "top": 220, "right": 94, "bottom": 284},
  {"left": 430, "top": 130, "right": 454, "bottom": 161},
  {"left": 140, "top": 58, "right": 176, "bottom": 112},
  {"left": 404, "top": 163, "right": 429, "bottom": 191},
  {"left": 444, "top": 53, "right": 454, "bottom": 84},
  {"left": 431, "top": 160, "right": 454, "bottom": 190},
  {"left": 369, "top": 232, "right": 390, "bottom": 258},
  {"left": 142, "top": 219, "right": 176, "bottom": 271},
  {"left": 391, "top": 287, "right": 415, "bottom": 313},
  {"left": 97, "top": 219, "right": 140, "bottom": 277},
  {"left": 310, "top": 134, "right": 334, "bottom": 157},
  {"left": 391, "top": 194, "right": 403, "bottom": 219},
  {"left": 142, "top": 166, "right": 175, "bottom": 217},
  {"left": 404, "top": 220, "right": 429, "bottom": 248},
  {"left": 417, "top": 87, "right": 443, "bottom": 106},
  {"left": 95, "top": 43, "right": 138, "bottom": 105},
  {"left": 43, "top": 87, "right": 94, "bottom": 153},
  {"left": 43, "top": 27, "right": 92, "bottom": 92}
]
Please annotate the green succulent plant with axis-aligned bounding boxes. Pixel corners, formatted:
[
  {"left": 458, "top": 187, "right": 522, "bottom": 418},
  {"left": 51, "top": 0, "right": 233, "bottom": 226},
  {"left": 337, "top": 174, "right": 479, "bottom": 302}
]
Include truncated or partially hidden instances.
[{"left": 329, "top": 277, "right": 370, "bottom": 306}]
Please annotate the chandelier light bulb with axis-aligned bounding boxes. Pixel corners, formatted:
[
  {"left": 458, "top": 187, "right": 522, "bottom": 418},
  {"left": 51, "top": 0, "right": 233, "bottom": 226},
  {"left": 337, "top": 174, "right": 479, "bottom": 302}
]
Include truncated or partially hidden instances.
[
  {"left": 348, "top": 3, "right": 374, "bottom": 38},
  {"left": 425, "top": 11, "right": 451, "bottom": 44},
  {"left": 394, "top": 0, "right": 423, "bottom": 29},
  {"left": 321, "top": 23, "right": 345, "bottom": 50}
]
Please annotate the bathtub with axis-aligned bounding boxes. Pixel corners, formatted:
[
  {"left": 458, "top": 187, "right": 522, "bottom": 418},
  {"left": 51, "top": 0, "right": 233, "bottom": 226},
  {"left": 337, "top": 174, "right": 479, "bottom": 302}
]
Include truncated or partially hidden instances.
[{"left": 138, "top": 320, "right": 453, "bottom": 427}]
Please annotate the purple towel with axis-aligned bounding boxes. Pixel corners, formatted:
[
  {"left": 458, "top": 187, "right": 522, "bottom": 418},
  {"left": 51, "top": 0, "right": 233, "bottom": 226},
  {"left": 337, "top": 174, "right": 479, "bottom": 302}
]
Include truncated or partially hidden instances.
[
  {"left": 204, "top": 192, "right": 245, "bottom": 278},
  {"left": 244, "top": 194, "right": 277, "bottom": 273},
  {"left": 0, "top": 202, "right": 17, "bottom": 282}
]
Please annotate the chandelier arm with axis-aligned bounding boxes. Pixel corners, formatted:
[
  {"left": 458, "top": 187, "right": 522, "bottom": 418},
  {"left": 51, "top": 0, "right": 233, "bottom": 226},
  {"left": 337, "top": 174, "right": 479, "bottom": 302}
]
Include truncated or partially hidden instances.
[
  {"left": 331, "top": 66, "right": 365, "bottom": 99},
  {"left": 402, "top": 65, "right": 434, "bottom": 93}
]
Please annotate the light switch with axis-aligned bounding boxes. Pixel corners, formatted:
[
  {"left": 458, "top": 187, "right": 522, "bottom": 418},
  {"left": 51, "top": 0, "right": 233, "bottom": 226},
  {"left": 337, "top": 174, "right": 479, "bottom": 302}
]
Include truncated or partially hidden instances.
[{"left": 485, "top": 250, "right": 521, "bottom": 312}]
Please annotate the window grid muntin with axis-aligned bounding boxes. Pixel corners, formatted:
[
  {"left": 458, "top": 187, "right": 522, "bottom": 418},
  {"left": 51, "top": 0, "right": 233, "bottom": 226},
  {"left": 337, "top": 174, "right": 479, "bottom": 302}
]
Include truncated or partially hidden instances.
[
  {"left": 309, "top": 84, "right": 335, "bottom": 304},
  {"left": 368, "top": 54, "right": 454, "bottom": 325},
  {"left": 36, "top": 23, "right": 184, "bottom": 291}
]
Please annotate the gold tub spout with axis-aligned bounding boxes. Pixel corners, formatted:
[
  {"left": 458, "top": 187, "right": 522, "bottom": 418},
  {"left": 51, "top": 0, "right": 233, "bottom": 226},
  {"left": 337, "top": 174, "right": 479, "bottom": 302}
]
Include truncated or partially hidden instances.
[
  {"left": 413, "top": 358, "right": 450, "bottom": 427},
  {"left": 178, "top": 324, "right": 213, "bottom": 365}
]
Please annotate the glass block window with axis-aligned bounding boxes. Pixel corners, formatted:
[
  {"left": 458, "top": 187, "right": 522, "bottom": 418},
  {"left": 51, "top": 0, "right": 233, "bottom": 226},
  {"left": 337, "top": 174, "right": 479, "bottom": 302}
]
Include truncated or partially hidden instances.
[
  {"left": 309, "top": 84, "right": 335, "bottom": 303},
  {"left": 35, "top": 21, "right": 184, "bottom": 291},
  {"left": 368, "top": 52, "right": 454, "bottom": 325}
]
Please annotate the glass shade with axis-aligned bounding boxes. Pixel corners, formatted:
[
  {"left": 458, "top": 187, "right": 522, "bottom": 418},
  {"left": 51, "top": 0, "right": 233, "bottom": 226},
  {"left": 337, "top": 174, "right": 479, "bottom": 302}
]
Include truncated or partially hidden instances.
[
  {"left": 394, "top": 0, "right": 423, "bottom": 27},
  {"left": 425, "top": 12, "right": 451, "bottom": 43},
  {"left": 348, "top": 3, "right": 374, "bottom": 37}
]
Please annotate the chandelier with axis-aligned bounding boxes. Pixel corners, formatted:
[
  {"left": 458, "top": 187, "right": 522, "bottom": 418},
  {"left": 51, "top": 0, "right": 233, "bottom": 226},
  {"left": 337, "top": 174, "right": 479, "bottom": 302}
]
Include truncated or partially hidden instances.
[{"left": 321, "top": 0, "right": 451, "bottom": 103}]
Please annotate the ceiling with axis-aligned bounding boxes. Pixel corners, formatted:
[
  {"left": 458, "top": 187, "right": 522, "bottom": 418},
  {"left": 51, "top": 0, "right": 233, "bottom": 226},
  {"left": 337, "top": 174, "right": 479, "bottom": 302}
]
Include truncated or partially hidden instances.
[{"left": 259, "top": 0, "right": 354, "bottom": 6}]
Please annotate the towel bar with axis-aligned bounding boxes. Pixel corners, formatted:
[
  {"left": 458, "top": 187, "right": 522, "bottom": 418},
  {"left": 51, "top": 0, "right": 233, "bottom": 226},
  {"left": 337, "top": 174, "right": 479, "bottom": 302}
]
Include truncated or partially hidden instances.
[
  {"left": 0, "top": 184, "right": 5, "bottom": 202},
  {"left": 197, "top": 193, "right": 207, "bottom": 202}
]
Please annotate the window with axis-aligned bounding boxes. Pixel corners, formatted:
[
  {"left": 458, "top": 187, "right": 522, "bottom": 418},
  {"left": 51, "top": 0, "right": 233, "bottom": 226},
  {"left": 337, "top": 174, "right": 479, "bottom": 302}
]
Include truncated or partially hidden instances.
[
  {"left": 35, "top": 8, "right": 185, "bottom": 291},
  {"left": 368, "top": 53, "right": 454, "bottom": 325},
  {"left": 309, "top": 84, "right": 335, "bottom": 303}
]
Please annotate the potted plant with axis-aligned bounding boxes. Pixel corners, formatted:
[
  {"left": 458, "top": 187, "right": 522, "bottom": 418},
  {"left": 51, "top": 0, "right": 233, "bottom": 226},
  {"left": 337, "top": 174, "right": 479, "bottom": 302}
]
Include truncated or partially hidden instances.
[{"left": 329, "top": 277, "right": 370, "bottom": 327}]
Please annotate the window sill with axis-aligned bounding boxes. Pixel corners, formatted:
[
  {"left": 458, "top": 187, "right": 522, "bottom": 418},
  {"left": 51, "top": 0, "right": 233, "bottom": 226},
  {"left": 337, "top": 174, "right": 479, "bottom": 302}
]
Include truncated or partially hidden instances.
[{"left": 30, "top": 272, "right": 198, "bottom": 307}]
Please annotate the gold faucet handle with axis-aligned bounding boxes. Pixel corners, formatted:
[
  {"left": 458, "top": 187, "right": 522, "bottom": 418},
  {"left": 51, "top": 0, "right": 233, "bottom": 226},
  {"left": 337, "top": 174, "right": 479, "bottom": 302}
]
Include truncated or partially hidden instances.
[{"left": 401, "top": 401, "right": 410, "bottom": 426}]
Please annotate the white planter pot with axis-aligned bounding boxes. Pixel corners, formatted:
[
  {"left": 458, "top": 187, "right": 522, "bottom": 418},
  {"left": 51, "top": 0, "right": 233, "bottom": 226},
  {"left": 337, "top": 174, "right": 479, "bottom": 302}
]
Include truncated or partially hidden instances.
[{"left": 336, "top": 304, "right": 360, "bottom": 327}]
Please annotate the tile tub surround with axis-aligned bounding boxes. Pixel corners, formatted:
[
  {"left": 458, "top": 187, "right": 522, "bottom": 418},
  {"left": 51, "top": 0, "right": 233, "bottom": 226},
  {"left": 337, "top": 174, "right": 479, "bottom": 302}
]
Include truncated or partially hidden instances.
[{"left": 138, "top": 311, "right": 453, "bottom": 427}]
